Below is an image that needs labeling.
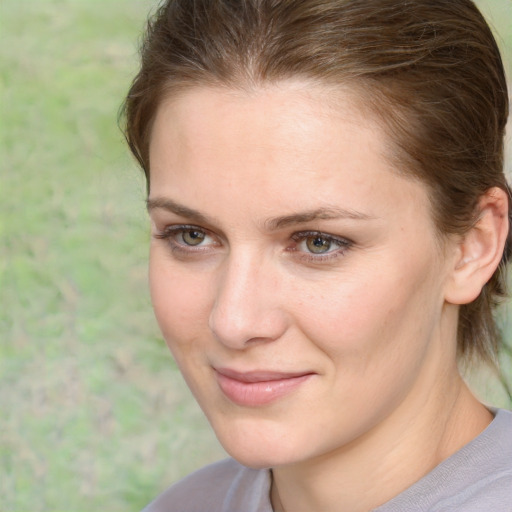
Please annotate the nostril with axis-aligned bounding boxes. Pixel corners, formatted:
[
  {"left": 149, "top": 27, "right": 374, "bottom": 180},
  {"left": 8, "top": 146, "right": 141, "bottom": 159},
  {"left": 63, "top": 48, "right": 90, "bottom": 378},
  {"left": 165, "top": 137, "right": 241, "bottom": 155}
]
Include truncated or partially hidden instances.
[
  {"left": 208, "top": 257, "right": 288, "bottom": 348},
  {"left": 208, "top": 305, "right": 256, "bottom": 349},
  {"left": 208, "top": 299, "right": 288, "bottom": 349}
]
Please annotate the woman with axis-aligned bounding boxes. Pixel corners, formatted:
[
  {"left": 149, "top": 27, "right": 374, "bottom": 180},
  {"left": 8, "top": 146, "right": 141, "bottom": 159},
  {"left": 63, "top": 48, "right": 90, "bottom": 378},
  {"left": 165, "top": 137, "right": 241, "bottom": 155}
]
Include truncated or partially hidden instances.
[{"left": 123, "top": 0, "right": 512, "bottom": 510}]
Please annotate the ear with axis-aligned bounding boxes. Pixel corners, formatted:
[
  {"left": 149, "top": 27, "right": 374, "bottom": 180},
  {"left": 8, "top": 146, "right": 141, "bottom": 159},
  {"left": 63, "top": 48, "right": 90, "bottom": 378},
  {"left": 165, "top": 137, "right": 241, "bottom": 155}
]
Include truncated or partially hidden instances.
[{"left": 444, "top": 187, "right": 509, "bottom": 305}]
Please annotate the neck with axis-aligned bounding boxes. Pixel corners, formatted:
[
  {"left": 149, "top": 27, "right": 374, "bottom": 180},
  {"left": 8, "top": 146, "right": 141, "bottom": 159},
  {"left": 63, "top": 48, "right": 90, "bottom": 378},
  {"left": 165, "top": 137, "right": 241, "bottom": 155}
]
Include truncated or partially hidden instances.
[{"left": 271, "top": 368, "right": 492, "bottom": 512}]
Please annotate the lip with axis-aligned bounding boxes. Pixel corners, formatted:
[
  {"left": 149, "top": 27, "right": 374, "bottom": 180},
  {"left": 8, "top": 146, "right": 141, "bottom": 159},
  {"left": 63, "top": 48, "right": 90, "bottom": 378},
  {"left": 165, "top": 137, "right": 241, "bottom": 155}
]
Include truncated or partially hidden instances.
[{"left": 214, "top": 368, "right": 314, "bottom": 407}]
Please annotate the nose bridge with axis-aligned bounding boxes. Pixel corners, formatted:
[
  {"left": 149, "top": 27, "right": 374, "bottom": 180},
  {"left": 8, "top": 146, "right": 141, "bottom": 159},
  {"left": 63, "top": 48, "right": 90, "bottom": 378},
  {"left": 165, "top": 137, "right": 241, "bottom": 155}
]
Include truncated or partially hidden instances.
[{"left": 209, "top": 248, "right": 286, "bottom": 348}]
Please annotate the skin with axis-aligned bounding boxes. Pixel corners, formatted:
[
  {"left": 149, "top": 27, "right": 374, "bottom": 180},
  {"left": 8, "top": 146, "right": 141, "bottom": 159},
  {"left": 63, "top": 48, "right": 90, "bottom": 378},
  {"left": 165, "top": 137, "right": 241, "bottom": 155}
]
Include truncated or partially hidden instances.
[{"left": 147, "top": 81, "right": 505, "bottom": 512}]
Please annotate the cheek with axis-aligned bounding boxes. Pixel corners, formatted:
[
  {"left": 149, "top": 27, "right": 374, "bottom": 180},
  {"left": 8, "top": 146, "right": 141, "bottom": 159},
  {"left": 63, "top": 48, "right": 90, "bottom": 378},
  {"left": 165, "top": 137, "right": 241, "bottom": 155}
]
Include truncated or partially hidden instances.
[
  {"left": 291, "top": 255, "right": 441, "bottom": 366},
  {"left": 287, "top": 266, "right": 442, "bottom": 435},
  {"left": 149, "top": 251, "right": 212, "bottom": 352}
]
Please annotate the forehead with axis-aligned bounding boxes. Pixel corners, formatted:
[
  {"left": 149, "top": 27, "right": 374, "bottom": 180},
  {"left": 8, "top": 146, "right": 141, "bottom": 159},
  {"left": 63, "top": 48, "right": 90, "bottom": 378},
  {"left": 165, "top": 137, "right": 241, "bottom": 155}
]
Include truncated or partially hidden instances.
[
  {"left": 150, "top": 82, "right": 380, "bottom": 179},
  {"left": 148, "top": 82, "right": 434, "bottom": 231}
]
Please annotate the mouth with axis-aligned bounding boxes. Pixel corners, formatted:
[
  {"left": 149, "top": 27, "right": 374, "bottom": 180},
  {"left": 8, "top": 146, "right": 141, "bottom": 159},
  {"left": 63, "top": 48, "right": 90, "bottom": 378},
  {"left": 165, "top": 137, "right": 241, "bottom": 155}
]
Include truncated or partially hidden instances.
[{"left": 214, "top": 368, "right": 315, "bottom": 407}]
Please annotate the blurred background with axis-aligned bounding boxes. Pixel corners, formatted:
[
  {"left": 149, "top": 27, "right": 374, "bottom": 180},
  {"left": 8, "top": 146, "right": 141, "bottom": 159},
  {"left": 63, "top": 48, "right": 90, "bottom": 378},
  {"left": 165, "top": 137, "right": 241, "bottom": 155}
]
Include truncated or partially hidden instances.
[{"left": 1, "top": 0, "right": 511, "bottom": 510}]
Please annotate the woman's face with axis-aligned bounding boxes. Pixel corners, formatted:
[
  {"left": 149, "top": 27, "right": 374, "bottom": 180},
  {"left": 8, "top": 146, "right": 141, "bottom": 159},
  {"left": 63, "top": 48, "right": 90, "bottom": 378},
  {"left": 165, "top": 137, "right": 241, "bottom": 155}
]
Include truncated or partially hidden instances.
[{"left": 148, "top": 82, "right": 458, "bottom": 468}]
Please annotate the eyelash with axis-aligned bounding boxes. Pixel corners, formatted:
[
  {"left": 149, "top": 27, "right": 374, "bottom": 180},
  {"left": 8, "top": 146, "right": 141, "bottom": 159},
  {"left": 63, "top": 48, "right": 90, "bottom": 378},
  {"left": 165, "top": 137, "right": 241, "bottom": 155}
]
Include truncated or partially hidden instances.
[
  {"left": 289, "top": 230, "right": 353, "bottom": 262},
  {"left": 153, "top": 225, "right": 353, "bottom": 262},
  {"left": 153, "top": 225, "right": 218, "bottom": 255}
]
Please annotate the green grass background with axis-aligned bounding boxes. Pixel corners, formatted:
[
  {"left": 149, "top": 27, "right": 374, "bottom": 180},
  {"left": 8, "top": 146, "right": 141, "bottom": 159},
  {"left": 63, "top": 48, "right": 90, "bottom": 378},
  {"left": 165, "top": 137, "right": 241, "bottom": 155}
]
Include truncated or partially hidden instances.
[{"left": 1, "top": 1, "right": 511, "bottom": 510}]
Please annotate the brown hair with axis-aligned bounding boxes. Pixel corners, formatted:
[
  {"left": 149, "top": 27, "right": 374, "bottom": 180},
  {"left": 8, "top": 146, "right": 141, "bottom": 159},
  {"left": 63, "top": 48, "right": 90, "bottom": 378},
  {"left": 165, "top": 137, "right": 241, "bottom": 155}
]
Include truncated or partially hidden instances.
[{"left": 122, "top": 0, "right": 510, "bottom": 365}]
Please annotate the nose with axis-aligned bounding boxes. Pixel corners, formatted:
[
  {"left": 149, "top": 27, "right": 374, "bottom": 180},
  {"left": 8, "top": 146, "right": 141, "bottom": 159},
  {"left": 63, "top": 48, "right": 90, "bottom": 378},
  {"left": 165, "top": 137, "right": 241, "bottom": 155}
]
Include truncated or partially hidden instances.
[{"left": 208, "top": 251, "right": 288, "bottom": 349}]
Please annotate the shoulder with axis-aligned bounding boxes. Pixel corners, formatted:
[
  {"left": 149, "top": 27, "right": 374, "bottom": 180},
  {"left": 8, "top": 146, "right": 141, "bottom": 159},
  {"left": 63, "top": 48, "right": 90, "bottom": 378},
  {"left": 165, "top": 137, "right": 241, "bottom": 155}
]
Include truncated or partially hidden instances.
[
  {"left": 142, "top": 458, "right": 272, "bottom": 512},
  {"left": 376, "top": 408, "right": 512, "bottom": 512},
  {"left": 452, "top": 408, "right": 512, "bottom": 509}
]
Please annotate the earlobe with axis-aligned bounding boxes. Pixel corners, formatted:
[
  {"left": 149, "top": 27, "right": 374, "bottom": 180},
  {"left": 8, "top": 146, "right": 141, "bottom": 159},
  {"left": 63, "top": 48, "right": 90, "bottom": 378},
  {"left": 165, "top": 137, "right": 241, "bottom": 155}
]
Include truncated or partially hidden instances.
[{"left": 445, "top": 187, "right": 509, "bottom": 305}]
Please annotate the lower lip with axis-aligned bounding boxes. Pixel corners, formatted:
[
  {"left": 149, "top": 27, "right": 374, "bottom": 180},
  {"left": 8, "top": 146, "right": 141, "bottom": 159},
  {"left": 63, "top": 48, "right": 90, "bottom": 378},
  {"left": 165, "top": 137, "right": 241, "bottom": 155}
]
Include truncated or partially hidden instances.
[{"left": 215, "top": 372, "right": 313, "bottom": 407}]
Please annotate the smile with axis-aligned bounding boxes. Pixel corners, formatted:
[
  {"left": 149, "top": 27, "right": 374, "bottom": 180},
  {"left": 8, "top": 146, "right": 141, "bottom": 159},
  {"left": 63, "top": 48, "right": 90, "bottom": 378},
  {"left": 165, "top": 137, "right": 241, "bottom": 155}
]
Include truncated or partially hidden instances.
[{"left": 214, "top": 368, "right": 315, "bottom": 407}]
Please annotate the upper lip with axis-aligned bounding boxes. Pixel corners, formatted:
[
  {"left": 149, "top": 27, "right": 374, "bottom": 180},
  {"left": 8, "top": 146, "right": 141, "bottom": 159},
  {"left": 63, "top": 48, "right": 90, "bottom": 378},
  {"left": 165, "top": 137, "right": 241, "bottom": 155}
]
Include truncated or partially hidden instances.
[{"left": 214, "top": 367, "right": 314, "bottom": 383}]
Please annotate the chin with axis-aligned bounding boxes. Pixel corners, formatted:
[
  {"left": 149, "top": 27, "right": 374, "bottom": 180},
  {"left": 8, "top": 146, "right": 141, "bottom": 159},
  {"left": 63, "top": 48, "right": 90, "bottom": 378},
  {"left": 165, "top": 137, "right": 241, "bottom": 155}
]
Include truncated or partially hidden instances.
[
  {"left": 210, "top": 415, "right": 307, "bottom": 469},
  {"left": 223, "top": 443, "right": 295, "bottom": 470}
]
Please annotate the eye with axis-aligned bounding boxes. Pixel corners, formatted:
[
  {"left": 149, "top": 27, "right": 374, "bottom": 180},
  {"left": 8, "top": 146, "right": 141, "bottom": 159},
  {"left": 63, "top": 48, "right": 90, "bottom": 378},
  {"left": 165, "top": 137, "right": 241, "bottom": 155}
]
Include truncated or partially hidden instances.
[
  {"left": 290, "top": 231, "right": 352, "bottom": 261},
  {"left": 181, "top": 228, "right": 206, "bottom": 246},
  {"left": 153, "top": 224, "right": 218, "bottom": 252},
  {"left": 304, "top": 235, "right": 333, "bottom": 254}
]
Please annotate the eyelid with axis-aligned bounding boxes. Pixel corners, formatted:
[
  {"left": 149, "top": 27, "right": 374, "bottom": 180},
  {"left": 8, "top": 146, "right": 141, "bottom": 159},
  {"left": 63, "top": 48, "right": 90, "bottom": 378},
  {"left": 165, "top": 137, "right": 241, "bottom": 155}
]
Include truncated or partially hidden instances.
[
  {"left": 289, "top": 230, "right": 353, "bottom": 261},
  {"left": 154, "top": 224, "right": 220, "bottom": 251},
  {"left": 290, "top": 230, "right": 352, "bottom": 245}
]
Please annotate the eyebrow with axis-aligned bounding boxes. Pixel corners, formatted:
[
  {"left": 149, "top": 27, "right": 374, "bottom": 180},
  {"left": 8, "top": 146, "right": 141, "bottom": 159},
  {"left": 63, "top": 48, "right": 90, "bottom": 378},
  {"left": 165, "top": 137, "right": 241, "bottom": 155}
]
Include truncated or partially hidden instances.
[
  {"left": 146, "top": 197, "right": 375, "bottom": 231},
  {"left": 147, "top": 197, "right": 212, "bottom": 225},
  {"left": 264, "top": 207, "right": 375, "bottom": 230}
]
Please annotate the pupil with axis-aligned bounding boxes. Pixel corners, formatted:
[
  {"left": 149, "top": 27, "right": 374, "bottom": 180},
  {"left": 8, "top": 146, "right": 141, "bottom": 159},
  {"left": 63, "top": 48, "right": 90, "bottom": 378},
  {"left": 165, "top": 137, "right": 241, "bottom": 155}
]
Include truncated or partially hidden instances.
[
  {"left": 183, "top": 230, "right": 205, "bottom": 245},
  {"left": 307, "top": 236, "right": 331, "bottom": 253}
]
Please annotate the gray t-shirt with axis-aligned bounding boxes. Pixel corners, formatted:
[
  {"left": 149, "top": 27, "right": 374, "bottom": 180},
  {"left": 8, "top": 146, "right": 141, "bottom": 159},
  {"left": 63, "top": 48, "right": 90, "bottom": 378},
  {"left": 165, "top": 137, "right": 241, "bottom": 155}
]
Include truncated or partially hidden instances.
[{"left": 143, "top": 408, "right": 512, "bottom": 511}]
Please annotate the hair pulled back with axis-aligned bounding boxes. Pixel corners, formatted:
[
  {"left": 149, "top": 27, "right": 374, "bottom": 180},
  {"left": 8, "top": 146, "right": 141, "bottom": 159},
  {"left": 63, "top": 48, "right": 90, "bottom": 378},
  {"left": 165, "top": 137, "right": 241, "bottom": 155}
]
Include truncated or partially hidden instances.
[{"left": 123, "top": 0, "right": 511, "bottom": 365}]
